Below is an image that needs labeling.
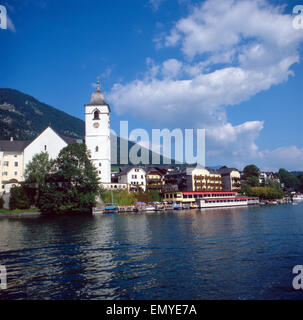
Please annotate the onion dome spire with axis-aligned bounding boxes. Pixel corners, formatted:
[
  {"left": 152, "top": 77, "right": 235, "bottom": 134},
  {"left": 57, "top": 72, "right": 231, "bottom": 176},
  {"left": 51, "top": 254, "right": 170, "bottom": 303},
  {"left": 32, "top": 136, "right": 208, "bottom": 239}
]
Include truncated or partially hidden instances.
[{"left": 89, "top": 76, "right": 105, "bottom": 105}]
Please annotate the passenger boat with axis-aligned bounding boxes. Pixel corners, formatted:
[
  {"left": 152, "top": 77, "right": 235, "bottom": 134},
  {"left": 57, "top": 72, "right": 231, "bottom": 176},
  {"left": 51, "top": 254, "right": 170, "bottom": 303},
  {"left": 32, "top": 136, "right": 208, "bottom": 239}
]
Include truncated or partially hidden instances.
[{"left": 199, "top": 197, "right": 248, "bottom": 208}]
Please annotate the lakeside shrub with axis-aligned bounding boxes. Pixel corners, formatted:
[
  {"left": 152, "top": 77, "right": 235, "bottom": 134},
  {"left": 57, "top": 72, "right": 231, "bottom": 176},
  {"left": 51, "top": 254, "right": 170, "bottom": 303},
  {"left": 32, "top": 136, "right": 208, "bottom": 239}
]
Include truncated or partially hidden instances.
[
  {"left": 103, "top": 189, "right": 136, "bottom": 206},
  {"left": 102, "top": 189, "right": 162, "bottom": 206},
  {"left": 241, "top": 184, "right": 283, "bottom": 200},
  {"left": 9, "top": 185, "right": 32, "bottom": 210}
]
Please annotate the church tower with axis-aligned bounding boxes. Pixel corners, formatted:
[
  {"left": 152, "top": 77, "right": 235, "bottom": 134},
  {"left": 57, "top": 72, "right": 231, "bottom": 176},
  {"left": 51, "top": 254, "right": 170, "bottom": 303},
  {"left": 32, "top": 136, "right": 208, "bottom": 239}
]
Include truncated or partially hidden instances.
[{"left": 85, "top": 78, "right": 111, "bottom": 184}]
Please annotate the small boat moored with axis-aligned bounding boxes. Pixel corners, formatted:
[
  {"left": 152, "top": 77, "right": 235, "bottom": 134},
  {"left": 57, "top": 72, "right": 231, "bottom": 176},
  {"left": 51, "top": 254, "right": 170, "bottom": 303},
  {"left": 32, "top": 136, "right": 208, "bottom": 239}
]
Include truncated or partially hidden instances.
[
  {"left": 190, "top": 204, "right": 199, "bottom": 209},
  {"left": 172, "top": 203, "right": 182, "bottom": 210},
  {"left": 145, "top": 205, "right": 156, "bottom": 212},
  {"left": 104, "top": 205, "right": 119, "bottom": 214}
]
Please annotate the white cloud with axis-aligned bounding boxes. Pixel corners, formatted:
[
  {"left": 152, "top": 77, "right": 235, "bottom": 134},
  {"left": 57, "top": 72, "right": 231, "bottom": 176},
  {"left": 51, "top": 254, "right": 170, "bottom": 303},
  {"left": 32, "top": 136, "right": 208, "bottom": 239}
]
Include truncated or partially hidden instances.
[
  {"left": 162, "top": 59, "right": 183, "bottom": 79},
  {"left": 258, "top": 146, "right": 303, "bottom": 171},
  {"left": 166, "top": 0, "right": 302, "bottom": 61},
  {"left": 109, "top": 0, "right": 303, "bottom": 169},
  {"left": 149, "top": 0, "right": 165, "bottom": 11}
]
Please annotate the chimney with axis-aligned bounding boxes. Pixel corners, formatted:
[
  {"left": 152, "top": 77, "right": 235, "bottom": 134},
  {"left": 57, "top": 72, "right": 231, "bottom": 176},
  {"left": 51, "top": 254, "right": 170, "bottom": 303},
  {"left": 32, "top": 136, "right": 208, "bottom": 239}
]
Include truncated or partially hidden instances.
[{"left": 10, "top": 137, "right": 14, "bottom": 142}]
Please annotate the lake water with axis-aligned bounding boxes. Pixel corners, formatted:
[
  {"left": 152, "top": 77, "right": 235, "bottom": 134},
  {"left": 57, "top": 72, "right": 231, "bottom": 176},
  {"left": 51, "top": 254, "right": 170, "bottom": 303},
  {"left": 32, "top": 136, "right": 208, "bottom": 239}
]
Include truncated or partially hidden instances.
[{"left": 0, "top": 203, "right": 303, "bottom": 300}]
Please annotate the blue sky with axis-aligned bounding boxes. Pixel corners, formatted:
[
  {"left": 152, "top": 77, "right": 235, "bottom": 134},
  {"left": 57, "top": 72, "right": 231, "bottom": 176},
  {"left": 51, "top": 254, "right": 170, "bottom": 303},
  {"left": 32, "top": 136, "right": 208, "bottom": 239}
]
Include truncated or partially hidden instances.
[{"left": 1, "top": 0, "right": 303, "bottom": 171}]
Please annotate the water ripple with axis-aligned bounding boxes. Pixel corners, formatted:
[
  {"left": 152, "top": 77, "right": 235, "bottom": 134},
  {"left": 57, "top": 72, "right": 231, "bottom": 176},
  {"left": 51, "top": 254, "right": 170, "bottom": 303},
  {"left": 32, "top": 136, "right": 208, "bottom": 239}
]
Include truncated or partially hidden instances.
[{"left": 0, "top": 204, "right": 303, "bottom": 299}]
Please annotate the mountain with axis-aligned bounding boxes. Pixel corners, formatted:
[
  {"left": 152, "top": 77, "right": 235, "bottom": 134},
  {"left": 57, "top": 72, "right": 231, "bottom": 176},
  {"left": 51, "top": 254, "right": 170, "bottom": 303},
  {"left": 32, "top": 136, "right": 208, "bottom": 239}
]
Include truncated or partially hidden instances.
[
  {"left": 0, "top": 88, "right": 84, "bottom": 140},
  {"left": 0, "top": 88, "right": 174, "bottom": 166}
]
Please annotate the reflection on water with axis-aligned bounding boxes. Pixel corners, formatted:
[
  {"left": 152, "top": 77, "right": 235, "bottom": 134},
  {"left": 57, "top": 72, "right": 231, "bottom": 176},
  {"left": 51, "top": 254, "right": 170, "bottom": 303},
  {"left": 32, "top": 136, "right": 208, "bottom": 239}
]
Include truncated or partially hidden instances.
[{"left": 0, "top": 204, "right": 303, "bottom": 300}]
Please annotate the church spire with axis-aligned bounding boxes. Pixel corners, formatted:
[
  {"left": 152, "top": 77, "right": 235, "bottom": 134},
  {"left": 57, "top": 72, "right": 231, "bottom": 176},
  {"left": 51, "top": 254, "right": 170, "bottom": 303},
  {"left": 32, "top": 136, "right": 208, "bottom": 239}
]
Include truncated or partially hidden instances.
[
  {"left": 89, "top": 76, "right": 105, "bottom": 105},
  {"left": 96, "top": 76, "right": 101, "bottom": 92}
]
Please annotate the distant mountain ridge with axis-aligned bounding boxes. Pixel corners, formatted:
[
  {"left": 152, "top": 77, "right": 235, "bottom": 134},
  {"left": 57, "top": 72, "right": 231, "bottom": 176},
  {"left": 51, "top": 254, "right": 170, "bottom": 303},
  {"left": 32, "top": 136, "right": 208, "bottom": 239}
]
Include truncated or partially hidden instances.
[
  {"left": 0, "top": 88, "right": 84, "bottom": 140},
  {"left": 0, "top": 88, "right": 174, "bottom": 166}
]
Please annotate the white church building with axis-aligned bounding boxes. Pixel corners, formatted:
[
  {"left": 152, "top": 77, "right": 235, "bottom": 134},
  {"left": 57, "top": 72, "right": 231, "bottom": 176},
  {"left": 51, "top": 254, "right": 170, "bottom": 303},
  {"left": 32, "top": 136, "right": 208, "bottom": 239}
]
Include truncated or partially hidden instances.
[
  {"left": 0, "top": 80, "right": 112, "bottom": 192},
  {"left": 85, "top": 78, "right": 111, "bottom": 184}
]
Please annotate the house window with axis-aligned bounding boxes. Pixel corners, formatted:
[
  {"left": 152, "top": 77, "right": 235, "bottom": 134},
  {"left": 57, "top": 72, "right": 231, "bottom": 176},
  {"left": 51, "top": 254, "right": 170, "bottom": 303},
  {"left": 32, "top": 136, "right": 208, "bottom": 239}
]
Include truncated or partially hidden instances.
[
  {"left": 135, "top": 169, "right": 139, "bottom": 172},
  {"left": 141, "top": 175, "right": 144, "bottom": 179},
  {"left": 96, "top": 146, "right": 99, "bottom": 152},
  {"left": 44, "top": 145, "right": 47, "bottom": 151},
  {"left": 98, "top": 171, "right": 101, "bottom": 174},
  {"left": 3, "top": 172, "right": 8, "bottom": 176},
  {"left": 14, "top": 171, "right": 18, "bottom": 176},
  {"left": 14, "top": 162, "right": 18, "bottom": 167},
  {"left": 99, "top": 163, "right": 102, "bottom": 167},
  {"left": 4, "top": 161, "right": 8, "bottom": 166},
  {"left": 93, "top": 111, "right": 100, "bottom": 120}
]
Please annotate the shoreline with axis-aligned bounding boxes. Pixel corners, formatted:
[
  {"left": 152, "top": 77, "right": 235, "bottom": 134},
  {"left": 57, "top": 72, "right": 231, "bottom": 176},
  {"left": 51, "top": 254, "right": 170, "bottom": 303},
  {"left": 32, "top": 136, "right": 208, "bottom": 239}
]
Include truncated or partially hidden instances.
[
  {"left": 0, "top": 201, "right": 297, "bottom": 218},
  {"left": 0, "top": 211, "right": 41, "bottom": 218}
]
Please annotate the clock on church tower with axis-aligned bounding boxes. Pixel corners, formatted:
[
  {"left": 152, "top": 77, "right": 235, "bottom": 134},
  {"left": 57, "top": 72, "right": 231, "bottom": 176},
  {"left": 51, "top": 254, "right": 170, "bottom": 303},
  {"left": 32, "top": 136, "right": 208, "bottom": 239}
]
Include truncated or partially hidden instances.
[{"left": 85, "top": 78, "right": 111, "bottom": 184}]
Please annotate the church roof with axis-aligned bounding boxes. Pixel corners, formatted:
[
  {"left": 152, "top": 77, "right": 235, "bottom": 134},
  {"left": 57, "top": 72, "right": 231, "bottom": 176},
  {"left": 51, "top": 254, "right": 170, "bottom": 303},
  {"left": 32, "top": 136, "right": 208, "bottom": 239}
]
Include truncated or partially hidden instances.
[
  {"left": 0, "top": 128, "right": 79, "bottom": 153},
  {"left": 87, "top": 78, "right": 107, "bottom": 106},
  {"left": 58, "top": 134, "right": 79, "bottom": 144},
  {"left": 0, "top": 140, "right": 31, "bottom": 152}
]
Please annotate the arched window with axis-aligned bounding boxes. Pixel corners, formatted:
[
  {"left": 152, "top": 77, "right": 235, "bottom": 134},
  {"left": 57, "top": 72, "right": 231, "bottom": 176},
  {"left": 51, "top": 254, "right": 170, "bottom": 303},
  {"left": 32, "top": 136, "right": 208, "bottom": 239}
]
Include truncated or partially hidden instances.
[
  {"left": 93, "top": 110, "right": 100, "bottom": 120},
  {"left": 96, "top": 146, "right": 99, "bottom": 152}
]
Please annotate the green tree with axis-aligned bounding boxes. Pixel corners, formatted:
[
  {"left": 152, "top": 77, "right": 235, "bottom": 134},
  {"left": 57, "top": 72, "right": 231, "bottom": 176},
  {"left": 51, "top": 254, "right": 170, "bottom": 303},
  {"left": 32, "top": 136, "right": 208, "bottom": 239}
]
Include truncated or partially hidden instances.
[
  {"left": 278, "top": 169, "right": 301, "bottom": 191},
  {"left": 38, "top": 143, "right": 100, "bottom": 215},
  {"left": 241, "top": 184, "right": 253, "bottom": 196},
  {"left": 24, "top": 152, "right": 55, "bottom": 186},
  {"left": 37, "top": 184, "right": 64, "bottom": 214},
  {"left": 246, "top": 176, "right": 260, "bottom": 187},
  {"left": 150, "top": 190, "right": 162, "bottom": 202},
  {"left": 250, "top": 187, "right": 283, "bottom": 200},
  {"left": 243, "top": 164, "right": 260, "bottom": 179},
  {"left": 265, "top": 178, "right": 282, "bottom": 190},
  {"left": 298, "top": 175, "right": 303, "bottom": 192},
  {"left": 9, "top": 185, "right": 32, "bottom": 210},
  {"left": 24, "top": 152, "right": 56, "bottom": 205}
]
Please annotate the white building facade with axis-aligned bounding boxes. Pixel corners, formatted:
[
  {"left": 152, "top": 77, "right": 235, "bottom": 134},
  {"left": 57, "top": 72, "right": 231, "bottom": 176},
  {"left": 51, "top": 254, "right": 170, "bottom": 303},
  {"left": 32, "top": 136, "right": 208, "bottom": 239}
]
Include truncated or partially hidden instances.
[
  {"left": 118, "top": 167, "right": 146, "bottom": 192},
  {"left": 85, "top": 79, "right": 111, "bottom": 184},
  {"left": 0, "top": 127, "right": 78, "bottom": 193},
  {"left": 23, "top": 127, "right": 70, "bottom": 169}
]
